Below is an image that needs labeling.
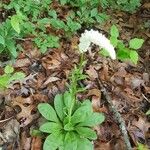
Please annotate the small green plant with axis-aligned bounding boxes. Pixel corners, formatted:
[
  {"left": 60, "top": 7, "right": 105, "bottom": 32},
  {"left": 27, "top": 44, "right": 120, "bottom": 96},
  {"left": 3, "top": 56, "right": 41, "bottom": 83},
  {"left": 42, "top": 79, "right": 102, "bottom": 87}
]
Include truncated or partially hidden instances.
[
  {"left": 0, "top": 65, "right": 25, "bottom": 90},
  {"left": 100, "top": 25, "right": 144, "bottom": 64},
  {"left": 137, "top": 143, "right": 149, "bottom": 150},
  {"left": 4, "top": 0, "right": 52, "bottom": 21},
  {"left": 38, "top": 48, "right": 105, "bottom": 149},
  {"left": 76, "top": 7, "right": 109, "bottom": 25},
  {"left": 38, "top": 92, "right": 104, "bottom": 150},
  {"left": 33, "top": 32, "right": 59, "bottom": 54},
  {"left": 0, "top": 19, "right": 21, "bottom": 58},
  {"left": 100, "top": 0, "right": 141, "bottom": 13}
]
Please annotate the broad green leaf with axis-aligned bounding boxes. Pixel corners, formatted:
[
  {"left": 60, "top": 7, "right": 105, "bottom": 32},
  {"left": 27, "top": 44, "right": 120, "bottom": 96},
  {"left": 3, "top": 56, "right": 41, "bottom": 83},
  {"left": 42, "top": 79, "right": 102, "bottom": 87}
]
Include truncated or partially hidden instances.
[
  {"left": 117, "top": 48, "right": 130, "bottom": 61},
  {"left": 54, "top": 94, "right": 65, "bottom": 121},
  {"left": 0, "top": 35, "right": 5, "bottom": 45},
  {"left": 129, "top": 50, "right": 138, "bottom": 64},
  {"left": 64, "top": 91, "right": 73, "bottom": 113},
  {"left": 110, "top": 36, "right": 118, "bottom": 47},
  {"left": 110, "top": 25, "right": 119, "bottom": 38},
  {"left": 43, "top": 134, "right": 63, "bottom": 150},
  {"left": 90, "top": 8, "right": 98, "bottom": 17},
  {"left": 65, "top": 131, "right": 77, "bottom": 142},
  {"left": 9, "top": 72, "right": 25, "bottom": 81},
  {"left": 6, "top": 40, "right": 18, "bottom": 58},
  {"left": 77, "top": 138, "right": 93, "bottom": 150},
  {"left": 0, "top": 75, "right": 10, "bottom": 88},
  {"left": 40, "top": 122, "right": 62, "bottom": 134},
  {"left": 64, "top": 140, "right": 77, "bottom": 150},
  {"left": 11, "top": 15, "right": 20, "bottom": 34},
  {"left": 4, "top": 65, "right": 14, "bottom": 74},
  {"left": 75, "top": 127, "right": 97, "bottom": 140},
  {"left": 64, "top": 132, "right": 78, "bottom": 150},
  {"left": 78, "top": 112, "right": 105, "bottom": 127},
  {"left": 38, "top": 103, "right": 59, "bottom": 123},
  {"left": 71, "top": 100, "right": 92, "bottom": 125},
  {"left": 129, "top": 38, "right": 144, "bottom": 49}
]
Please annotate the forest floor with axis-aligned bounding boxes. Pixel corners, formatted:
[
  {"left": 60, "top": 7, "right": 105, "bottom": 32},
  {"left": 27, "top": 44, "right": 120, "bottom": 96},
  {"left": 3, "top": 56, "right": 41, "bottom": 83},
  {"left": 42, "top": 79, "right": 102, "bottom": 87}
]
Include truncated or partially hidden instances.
[{"left": 0, "top": 0, "right": 150, "bottom": 150}]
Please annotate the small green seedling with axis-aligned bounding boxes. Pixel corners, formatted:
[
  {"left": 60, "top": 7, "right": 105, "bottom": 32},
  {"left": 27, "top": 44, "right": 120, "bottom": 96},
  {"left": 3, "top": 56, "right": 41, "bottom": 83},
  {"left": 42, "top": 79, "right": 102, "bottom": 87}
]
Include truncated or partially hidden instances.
[
  {"left": 137, "top": 143, "right": 149, "bottom": 150},
  {"left": 100, "top": 25, "right": 144, "bottom": 64},
  {"left": 33, "top": 33, "right": 60, "bottom": 54},
  {"left": 0, "top": 19, "right": 21, "bottom": 58},
  {"left": 0, "top": 65, "right": 25, "bottom": 90},
  {"left": 146, "top": 109, "right": 150, "bottom": 115},
  {"left": 100, "top": 0, "right": 141, "bottom": 13},
  {"left": 38, "top": 91, "right": 105, "bottom": 150}
]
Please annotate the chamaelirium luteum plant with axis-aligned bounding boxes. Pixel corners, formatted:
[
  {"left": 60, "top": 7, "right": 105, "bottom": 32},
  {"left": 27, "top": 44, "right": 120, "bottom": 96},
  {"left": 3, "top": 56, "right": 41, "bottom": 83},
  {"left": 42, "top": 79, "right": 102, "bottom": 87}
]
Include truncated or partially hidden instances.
[{"left": 38, "top": 30, "right": 116, "bottom": 150}]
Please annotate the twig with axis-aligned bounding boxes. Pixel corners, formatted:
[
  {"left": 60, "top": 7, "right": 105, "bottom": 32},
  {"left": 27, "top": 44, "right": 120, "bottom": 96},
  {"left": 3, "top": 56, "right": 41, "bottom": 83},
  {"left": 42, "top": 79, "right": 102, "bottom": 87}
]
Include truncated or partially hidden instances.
[
  {"left": 96, "top": 78, "right": 132, "bottom": 150},
  {"left": 0, "top": 116, "right": 13, "bottom": 123}
]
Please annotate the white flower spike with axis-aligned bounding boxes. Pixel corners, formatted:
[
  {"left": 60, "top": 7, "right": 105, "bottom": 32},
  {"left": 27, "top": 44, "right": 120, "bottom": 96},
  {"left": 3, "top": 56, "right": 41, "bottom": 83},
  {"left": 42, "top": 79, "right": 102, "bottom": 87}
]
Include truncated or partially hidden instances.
[{"left": 78, "top": 29, "right": 116, "bottom": 60}]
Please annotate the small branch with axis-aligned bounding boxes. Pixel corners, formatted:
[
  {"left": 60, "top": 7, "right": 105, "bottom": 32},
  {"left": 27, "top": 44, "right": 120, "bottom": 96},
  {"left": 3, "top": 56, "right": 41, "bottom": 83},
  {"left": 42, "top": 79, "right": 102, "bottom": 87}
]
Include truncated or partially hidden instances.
[
  {"left": 96, "top": 78, "right": 132, "bottom": 150},
  {"left": 0, "top": 116, "right": 13, "bottom": 123}
]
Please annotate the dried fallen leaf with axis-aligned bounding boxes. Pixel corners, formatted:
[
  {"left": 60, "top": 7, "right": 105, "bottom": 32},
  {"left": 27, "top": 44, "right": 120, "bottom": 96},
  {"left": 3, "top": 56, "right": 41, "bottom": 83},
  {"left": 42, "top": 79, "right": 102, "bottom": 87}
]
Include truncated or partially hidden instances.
[
  {"left": 31, "top": 137, "right": 42, "bottom": 150},
  {"left": 12, "top": 96, "right": 39, "bottom": 127},
  {"left": 0, "top": 119, "right": 20, "bottom": 146},
  {"left": 20, "top": 131, "right": 31, "bottom": 150}
]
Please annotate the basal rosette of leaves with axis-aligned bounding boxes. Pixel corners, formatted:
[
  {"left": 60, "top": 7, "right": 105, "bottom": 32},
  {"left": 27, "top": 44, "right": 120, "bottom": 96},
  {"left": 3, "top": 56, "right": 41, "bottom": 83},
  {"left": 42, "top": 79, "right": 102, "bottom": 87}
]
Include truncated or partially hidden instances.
[{"left": 38, "top": 91, "right": 105, "bottom": 150}]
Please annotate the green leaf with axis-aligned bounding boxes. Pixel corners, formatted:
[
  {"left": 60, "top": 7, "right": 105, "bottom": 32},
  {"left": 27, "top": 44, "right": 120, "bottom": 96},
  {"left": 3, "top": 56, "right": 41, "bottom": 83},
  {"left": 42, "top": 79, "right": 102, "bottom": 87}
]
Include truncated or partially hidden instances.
[
  {"left": 0, "top": 35, "right": 5, "bottom": 45},
  {"left": 64, "top": 132, "right": 78, "bottom": 150},
  {"left": 77, "top": 138, "right": 93, "bottom": 150},
  {"left": 110, "top": 25, "right": 119, "bottom": 38},
  {"left": 75, "top": 127, "right": 97, "bottom": 140},
  {"left": 137, "top": 143, "right": 149, "bottom": 150},
  {"left": 60, "top": 0, "right": 68, "bottom": 5},
  {"left": 54, "top": 94, "right": 65, "bottom": 121},
  {"left": 40, "top": 122, "right": 62, "bottom": 134},
  {"left": 110, "top": 36, "right": 118, "bottom": 47},
  {"left": 0, "top": 75, "right": 10, "bottom": 89},
  {"left": 71, "top": 100, "right": 92, "bottom": 125},
  {"left": 90, "top": 8, "right": 98, "bottom": 17},
  {"left": 129, "top": 38, "right": 144, "bottom": 49},
  {"left": 146, "top": 110, "right": 150, "bottom": 115},
  {"left": 78, "top": 112, "right": 105, "bottom": 127},
  {"left": 9, "top": 72, "right": 25, "bottom": 81},
  {"left": 38, "top": 103, "right": 59, "bottom": 123},
  {"left": 65, "top": 131, "right": 77, "bottom": 142},
  {"left": 95, "top": 13, "right": 109, "bottom": 23},
  {"left": 11, "top": 15, "right": 20, "bottom": 34},
  {"left": 4, "top": 65, "right": 14, "bottom": 74},
  {"left": 129, "top": 50, "right": 138, "bottom": 64},
  {"left": 43, "top": 134, "right": 63, "bottom": 150},
  {"left": 6, "top": 40, "right": 18, "bottom": 58},
  {"left": 117, "top": 47, "right": 130, "bottom": 61}
]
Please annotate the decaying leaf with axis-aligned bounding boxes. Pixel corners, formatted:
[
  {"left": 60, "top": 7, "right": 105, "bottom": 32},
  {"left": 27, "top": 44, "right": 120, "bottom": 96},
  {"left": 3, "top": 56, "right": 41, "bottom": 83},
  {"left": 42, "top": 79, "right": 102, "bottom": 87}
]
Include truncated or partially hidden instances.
[{"left": 11, "top": 96, "right": 39, "bottom": 127}]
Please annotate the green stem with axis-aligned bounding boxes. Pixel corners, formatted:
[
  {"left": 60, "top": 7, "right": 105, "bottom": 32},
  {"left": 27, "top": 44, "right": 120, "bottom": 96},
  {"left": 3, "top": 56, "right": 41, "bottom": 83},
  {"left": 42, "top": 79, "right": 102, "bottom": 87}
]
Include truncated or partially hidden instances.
[{"left": 68, "top": 53, "right": 85, "bottom": 122}]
